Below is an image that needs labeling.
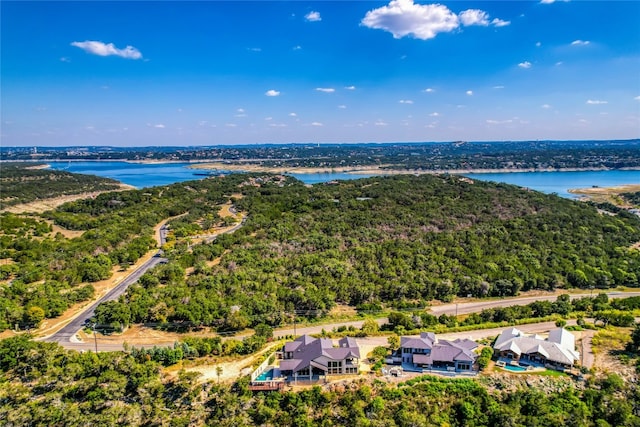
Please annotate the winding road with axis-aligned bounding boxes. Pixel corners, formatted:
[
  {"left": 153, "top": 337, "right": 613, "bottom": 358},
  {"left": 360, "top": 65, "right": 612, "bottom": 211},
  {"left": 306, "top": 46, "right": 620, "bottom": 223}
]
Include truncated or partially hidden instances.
[{"left": 41, "top": 208, "right": 246, "bottom": 348}]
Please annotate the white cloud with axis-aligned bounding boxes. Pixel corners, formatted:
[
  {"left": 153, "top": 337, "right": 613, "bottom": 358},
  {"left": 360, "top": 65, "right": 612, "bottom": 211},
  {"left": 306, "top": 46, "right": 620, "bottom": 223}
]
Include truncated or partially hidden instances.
[
  {"left": 555, "top": 61, "right": 564, "bottom": 66},
  {"left": 486, "top": 119, "right": 513, "bottom": 125},
  {"left": 71, "top": 40, "right": 142, "bottom": 59},
  {"left": 586, "top": 99, "right": 608, "bottom": 105},
  {"left": 226, "top": 123, "right": 237, "bottom": 127},
  {"left": 338, "top": 105, "right": 347, "bottom": 109},
  {"left": 361, "top": 1, "right": 459, "bottom": 40},
  {"left": 60, "top": 57, "right": 70, "bottom": 62},
  {"left": 269, "top": 123, "right": 287, "bottom": 128},
  {"left": 311, "top": 122, "right": 324, "bottom": 126},
  {"left": 264, "top": 117, "right": 273, "bottom": 121},
  {"left": 153, "top": 124, "right": 165, "bottom": 128},
  {"left": 571, "top": 40, "right": 590, "bottom": 46},
  {"left": 634, "top": 96, "right": 640, "bottom": 101},
  {"left": 361, "top": 1, "right": 507, "bottom": 40},
  {"left": 423, "top": 88, "right": 435, "bottom": 93},
  {"left": 536, "top": 42, "right": 542, "bottom": 47},
  {"left": 459, "top": 9, "right": 489, "bottom": 26},
  {"left": 493, "top": 85, "right": 505, "bottom": 89},
  {"left": 399, "top": 99, "right": 414, "bottom": 104},
  {"left": 289, "top": 112, "right": 297, "bottom": 117},
  {"left": 541, "top": 104, "right": 552, "bottom": 109},
  {"left": 466, "top": 90, "right": 473, "bottom": 96},
  {"left": 237, "top": 108, "right": 245, "bottom": 113},
  {"left": 316, "top": 87, "right": 335, "bottom": 93},
  {"left": 429, "top": 112, "right": 440, "bottom": 117},
  {"left": 540, "top": 0, "right": 570, "bottom": 4},
  {"left": 265, "top": 89, "right": 280, "bottom": 97},
  {"left": 293, "top": 45, "right": 302, "bottom": 50},
  {"left": 491, "top": 18, "right": 510, "bottom": 27},
  {"left": 375, "top": 120, "right": 388, "bottom": 126},
  {"left": 344, "top": 85, "right": 356, "bottom": 90},
  {"left": 305, "top": 11, "right": 321, "bottom": 22},
  {"left": 518, "top": 61, "right": 532, "bottom": 69}
]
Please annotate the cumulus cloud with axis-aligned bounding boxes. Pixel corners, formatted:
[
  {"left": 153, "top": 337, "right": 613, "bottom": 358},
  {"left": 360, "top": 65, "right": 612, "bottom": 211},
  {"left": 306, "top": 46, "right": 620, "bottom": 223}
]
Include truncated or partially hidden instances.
[
  {"left": 311, "top": 122, "right": 324, "bottom": 126},
  {"left": 305, "top": 11, "right": 321, "bottom": 22},
  {"left": 338, "top": 105, "right": 347, "bottom": 109},
  {"left": 466, "top": 90, "right": 473, "bottom": 96},
  {"left": 518, "top": 61, "right": 532, "bottom": 69},
  {"left": 316, "top": 87, "right": 335, "bottom": 93},
  {"left": 493, "top": 85, "right": 505, "bottom": 89},
  {"left": 486, "top": 119, "right": 513, "bottom": 125},
  {"left": 361, "top": 1, "right": 508, "bottom": 40},
  {"left": 375, "top": 120, "right": 388, "bottom": 126},
  {"left": 423, "top": 88, "right": 435, "bottom": 93},
  {"left": 344, "top": 85, "right": 356, "bottom": 90},
  {"left": 265, "top": 89, "right": 280, "bottom": 97},
  {"left": 571, "top": 40, "right": 590, "bottom": 46},
  {"left": 399, "top": 99, "right": 414, "bottom": 104},
  {"left": 459, "top": 9, "right": 489, "bottom": 26},
  {"left": 293, "top": 45, "right": 302, "bottom": 50},
  {"left": 361, "top": 1, "right": 458, "bottom": 40},
  {"left": 541, "top": 104, "right": 552, "bottom": 109},
  {"left": 536, "top": 42, "right": 542, "bottom": 47},
  {"left": 491, "top": 18, "right": 510, "bottom": 27},
  {"left": 269, "top": 123, "right": 287, "bottom": 128},
  {"left": 71, "top": 40, "right": 142, "bottom": 59},
  {"left": 586, "top": 99, "right": 608, "bottom": 105},
  {"left": 540, "top": 0, "right": 569, "bottom": 4},
  {"left": 289, "top": 112, "right": 297, "bottom": 117},
  {"left": 60, "top": 57, "right": 71, "bottom": 62},
  {"left": 635, "top": 96, "right": 640, "bottom": 101},
  {"left": 429, "top": 112, "right": 440, "bottom": 117}
]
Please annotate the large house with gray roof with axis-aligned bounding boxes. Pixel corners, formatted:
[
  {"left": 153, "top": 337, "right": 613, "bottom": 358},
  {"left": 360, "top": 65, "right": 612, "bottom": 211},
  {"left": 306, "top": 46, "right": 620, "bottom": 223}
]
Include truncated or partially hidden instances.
[
  {"left": 493, "top": 327, "right": 579, "bottom": 369},
  {"left": 399, "top": 332, "right": 478, "bottom": 372},
  {"left": 279, "top": 335, "right": 361, "bottom": 380}
]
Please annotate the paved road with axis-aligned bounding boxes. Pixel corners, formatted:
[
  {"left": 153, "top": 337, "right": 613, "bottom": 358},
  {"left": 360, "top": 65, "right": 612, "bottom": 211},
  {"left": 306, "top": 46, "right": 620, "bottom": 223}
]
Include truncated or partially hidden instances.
[
  {"left": 44, "top": 254, "right": 167, "bottom": 344},
  {"left": 429, "top": 292, "right": 640, "bottom": 316}
]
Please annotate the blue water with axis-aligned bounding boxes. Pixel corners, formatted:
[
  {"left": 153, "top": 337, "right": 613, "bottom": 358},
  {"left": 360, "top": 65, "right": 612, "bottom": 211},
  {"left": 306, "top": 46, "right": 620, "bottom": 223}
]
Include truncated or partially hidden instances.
[
  {"left": 255, "top": 369, "right": 274, "bottom": 381},
  {"left": 48, "top": 161, "right": 213, "bottom": 189},
  {"left": 502, "top": 364, "right": 527, "bottom": 372},
  {"left": 47, "top": 161, "right": 640, "bottom": 198},
  {"left": 464, "top": 170, "right": 640, "bottom": 199}
]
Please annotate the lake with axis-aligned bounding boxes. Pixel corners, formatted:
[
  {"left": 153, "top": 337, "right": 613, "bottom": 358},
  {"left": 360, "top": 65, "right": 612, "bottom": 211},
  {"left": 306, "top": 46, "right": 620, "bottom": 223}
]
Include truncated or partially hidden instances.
[{"left": 47, "top": 161, "right": 640, "bottom": 199}]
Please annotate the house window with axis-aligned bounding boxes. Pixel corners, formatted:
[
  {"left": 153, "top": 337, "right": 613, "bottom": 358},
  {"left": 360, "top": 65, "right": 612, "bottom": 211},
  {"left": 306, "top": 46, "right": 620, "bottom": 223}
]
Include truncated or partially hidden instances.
[
  {"left": 346, "top": 367, "right": 358, "bottom": 374},
  {"left": 328, "top": 361, "right": 342, "bottom": 374}
]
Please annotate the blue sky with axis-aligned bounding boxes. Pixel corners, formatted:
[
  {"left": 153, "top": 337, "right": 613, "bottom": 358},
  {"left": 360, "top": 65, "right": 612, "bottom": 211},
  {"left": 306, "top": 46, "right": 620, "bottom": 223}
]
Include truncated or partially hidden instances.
[{"left": 2, "top": 1, "right": 639, "bottom": 146}]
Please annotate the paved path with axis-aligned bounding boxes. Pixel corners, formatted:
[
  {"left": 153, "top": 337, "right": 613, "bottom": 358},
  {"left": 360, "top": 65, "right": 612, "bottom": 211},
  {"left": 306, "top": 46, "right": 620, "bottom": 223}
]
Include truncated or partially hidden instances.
[{"left": 44, "top": 254, "right": 167, "bottom": 344}]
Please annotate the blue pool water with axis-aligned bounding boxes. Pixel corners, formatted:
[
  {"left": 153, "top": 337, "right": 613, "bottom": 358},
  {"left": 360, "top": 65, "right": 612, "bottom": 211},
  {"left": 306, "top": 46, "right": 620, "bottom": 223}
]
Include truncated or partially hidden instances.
[
  {"left": 502, "top": 364, "right": 527, "bottom": 372},
  {"left": 256, "top": 368, "right": 274, "bottom": 381}
]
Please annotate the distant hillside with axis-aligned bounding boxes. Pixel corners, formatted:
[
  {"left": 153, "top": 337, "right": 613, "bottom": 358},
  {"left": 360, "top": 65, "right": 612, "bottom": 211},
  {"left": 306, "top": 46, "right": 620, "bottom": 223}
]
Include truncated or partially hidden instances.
[
  {"left": 103, "top": 173, "right": 640, "bottom": 329},
  {"left": 0, "top": 163, "right": 122, "bottom": 208}
]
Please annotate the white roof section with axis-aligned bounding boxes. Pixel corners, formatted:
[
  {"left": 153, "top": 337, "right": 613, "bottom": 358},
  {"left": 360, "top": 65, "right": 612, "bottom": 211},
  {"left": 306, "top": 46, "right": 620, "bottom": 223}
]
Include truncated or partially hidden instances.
[{"left": 493, "top": 328, "right": 579, "bottom": 366}]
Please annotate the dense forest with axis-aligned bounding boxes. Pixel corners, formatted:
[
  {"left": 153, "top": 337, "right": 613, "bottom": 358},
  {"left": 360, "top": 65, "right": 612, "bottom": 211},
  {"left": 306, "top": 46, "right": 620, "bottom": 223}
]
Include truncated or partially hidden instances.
[
  {"left": 93, "top": 173, "right": 640, "bottom": 330},
  {"left": 0, "top": 164, "right": 122, "bottom": 208},
  {"left": 2, "top": 170, "right": 640, "bottom": 331},
  {"left": 1, "top": 334, "right": 639, "bottom": 426}
]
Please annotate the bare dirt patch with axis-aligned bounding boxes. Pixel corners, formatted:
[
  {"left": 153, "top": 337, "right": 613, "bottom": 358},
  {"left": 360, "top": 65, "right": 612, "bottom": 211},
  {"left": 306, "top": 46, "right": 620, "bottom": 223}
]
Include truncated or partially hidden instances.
[
  {"left": 1, "top": 184, "right": 134, "bottom": 214},
  {"left": 569, "top": 184, "right": 640, "bottom": 206}
]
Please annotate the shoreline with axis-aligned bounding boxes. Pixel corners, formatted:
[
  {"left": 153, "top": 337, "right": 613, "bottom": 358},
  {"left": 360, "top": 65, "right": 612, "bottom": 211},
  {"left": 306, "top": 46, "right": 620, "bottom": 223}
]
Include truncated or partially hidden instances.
[{"left": 188, "top": 162, "right": 640, "bottom": 176}]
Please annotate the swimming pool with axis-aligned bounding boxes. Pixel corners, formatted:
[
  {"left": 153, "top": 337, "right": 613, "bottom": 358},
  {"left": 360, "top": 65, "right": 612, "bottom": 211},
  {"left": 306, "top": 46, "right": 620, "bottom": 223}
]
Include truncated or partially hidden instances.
[
  {"left": 503, "top": 364, "right": 527, "bottom": 372},
  {"left": 255, "top": 368, "right": 274, "bottom": 381}
]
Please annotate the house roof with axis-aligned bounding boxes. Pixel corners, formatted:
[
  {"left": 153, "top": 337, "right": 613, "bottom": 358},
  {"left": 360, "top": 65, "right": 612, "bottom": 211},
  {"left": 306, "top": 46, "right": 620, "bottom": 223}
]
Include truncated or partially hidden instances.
[
  {"left": 432, "top": 340, "right": 477, "bottom": 363},
  {"left": 401, "top": 332, "right": 435, "bottom": 350},
  {"left": 280, "top": 335, "right": 360, "bottom": 373},
  {"left": 493, "top": 328, "right": 579, "bottom": 366}
]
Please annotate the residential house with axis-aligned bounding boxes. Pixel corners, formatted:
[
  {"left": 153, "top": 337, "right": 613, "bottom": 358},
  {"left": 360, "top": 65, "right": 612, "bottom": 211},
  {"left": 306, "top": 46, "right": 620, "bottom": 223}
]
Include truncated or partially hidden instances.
[
  {"left": 399, "top": 332, "right": 478, "bottom": 372},
  {"left": 493, "top": 327, "right": 580, "bottom": 369},
  {"left": 279, "top": 335, "right": 360, "bottom": 380}
]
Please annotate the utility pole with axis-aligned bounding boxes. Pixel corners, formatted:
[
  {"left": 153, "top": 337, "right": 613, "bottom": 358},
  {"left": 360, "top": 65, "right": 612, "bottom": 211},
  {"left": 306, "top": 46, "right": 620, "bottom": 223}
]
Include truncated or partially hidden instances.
[{"left": 92, "top": 323, "right": 98, "bottom": 353}]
